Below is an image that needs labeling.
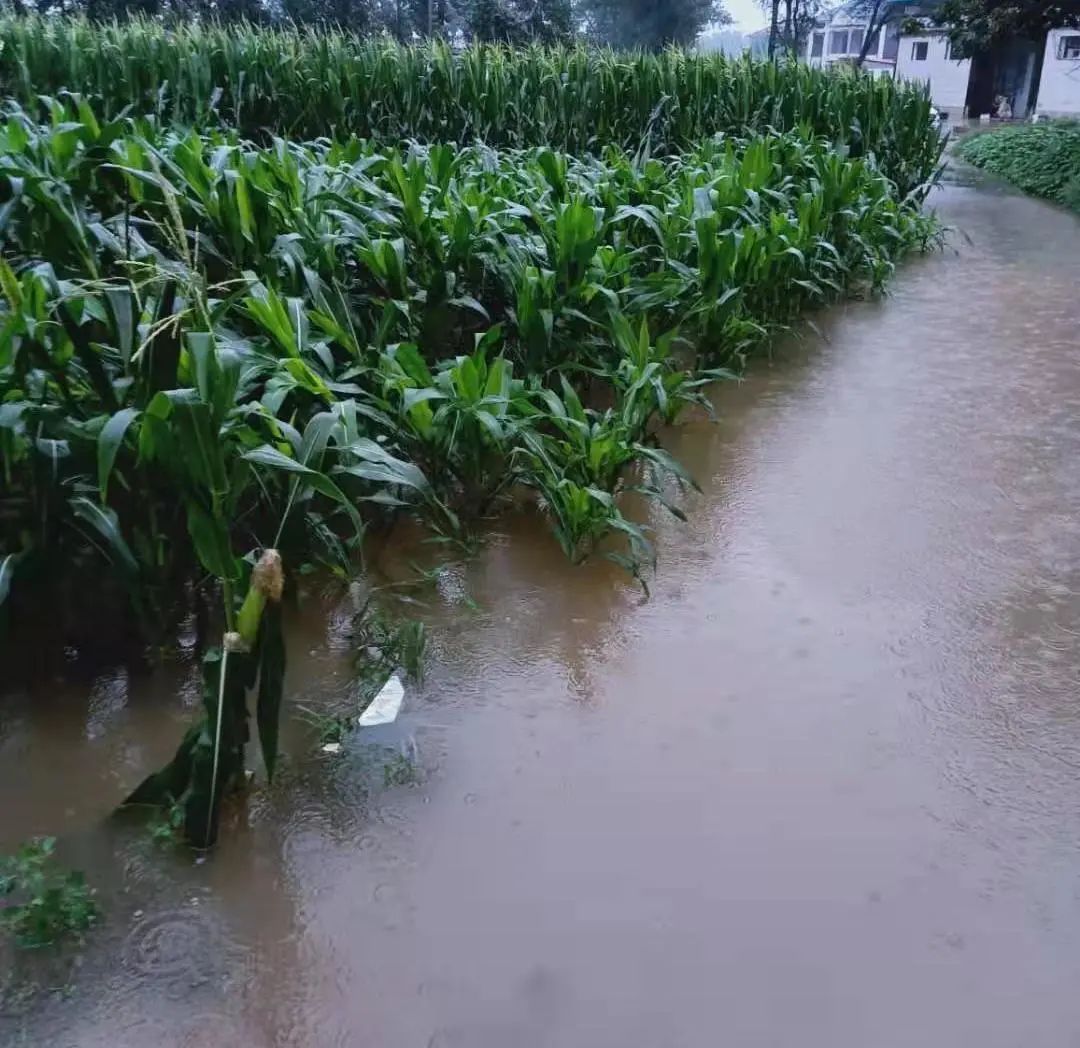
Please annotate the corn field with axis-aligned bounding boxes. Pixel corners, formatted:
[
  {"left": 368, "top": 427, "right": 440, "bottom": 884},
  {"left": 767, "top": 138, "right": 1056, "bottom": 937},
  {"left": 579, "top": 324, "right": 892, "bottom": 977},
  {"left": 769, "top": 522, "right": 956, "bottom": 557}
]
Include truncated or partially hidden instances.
[
  {"left": 0, "top": 16, "right": 942, "bottom": 194},
  {"left": 0, "top": 18, "right": 944, "bottom": 844}
]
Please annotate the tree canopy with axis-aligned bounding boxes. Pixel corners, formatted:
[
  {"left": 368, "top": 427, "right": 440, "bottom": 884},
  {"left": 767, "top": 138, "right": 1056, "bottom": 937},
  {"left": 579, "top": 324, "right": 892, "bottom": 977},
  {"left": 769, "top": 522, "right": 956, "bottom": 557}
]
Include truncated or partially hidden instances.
[
  {"left": 929, "top": 0, "right": 1080, "bottom": 57},
  {"left": 4, "top": 0, "right": 731, "bottom": 48},
  {"left": 582, "top": 0, "right": 730, "bottom": 48},
  {"left": 759, "top": 0, "right": 823, "bottom": 57}
]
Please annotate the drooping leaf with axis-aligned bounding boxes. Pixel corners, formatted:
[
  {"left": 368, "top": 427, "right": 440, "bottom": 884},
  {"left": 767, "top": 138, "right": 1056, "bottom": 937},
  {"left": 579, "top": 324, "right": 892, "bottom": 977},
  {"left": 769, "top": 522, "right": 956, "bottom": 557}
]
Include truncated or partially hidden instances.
[
  {"left": 0, "top": 552, "right": 20, "bottom": 607},
  {"left": 97, "top": 407, "right": 140, "bottom": 503},
  {"left": 69, "top": 495, "right": 139, "bottom": 577},
  {"left": 339, "top": 438, "right": 431, "bottom": 494},
  {"left": 256, "top": 602, "right": 286, "bottom": 782},
  {"left": 636, "top": 444, "right": 701, "bottom": 492},
  {"left": 242, "top": 444, "right": 363, "bottom": 538},
  {"left": 123, "top": 724, "right": 200, "bottom": 807},
  {"left": 186, "top": 501, "right": 238, "bottom": 582}
]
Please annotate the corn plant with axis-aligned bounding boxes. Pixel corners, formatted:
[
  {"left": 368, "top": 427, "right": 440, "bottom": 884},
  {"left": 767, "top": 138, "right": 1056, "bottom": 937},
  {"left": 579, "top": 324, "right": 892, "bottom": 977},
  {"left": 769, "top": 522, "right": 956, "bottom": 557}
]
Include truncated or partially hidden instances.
[
  {"left": 0, "top": 17, "right": 945, "bottom": 196},
  {"left": 0, "top": 86, "right": 943, "bottom": 843},
  {"left": 1, "top": 103, "right": 939, "bottom": 610}
]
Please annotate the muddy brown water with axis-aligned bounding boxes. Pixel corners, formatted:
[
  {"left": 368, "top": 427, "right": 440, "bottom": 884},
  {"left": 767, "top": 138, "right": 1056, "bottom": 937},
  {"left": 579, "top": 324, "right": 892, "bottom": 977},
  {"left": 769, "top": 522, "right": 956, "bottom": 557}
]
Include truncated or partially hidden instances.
[{"left": 3, "top": 172, "right": 1080, "bottom": 1047}]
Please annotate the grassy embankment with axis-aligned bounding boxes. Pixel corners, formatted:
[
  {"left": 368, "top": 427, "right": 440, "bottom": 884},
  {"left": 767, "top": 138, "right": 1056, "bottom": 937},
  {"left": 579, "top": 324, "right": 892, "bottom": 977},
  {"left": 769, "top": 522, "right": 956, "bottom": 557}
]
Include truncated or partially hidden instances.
[{"left": 956, "top": 120, "right": 1080, "bottom": 214}]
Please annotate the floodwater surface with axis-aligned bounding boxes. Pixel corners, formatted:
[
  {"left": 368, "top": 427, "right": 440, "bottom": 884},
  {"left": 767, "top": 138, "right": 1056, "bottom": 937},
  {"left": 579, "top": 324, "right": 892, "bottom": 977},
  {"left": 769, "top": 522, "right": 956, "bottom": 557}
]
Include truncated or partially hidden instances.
[{"left": 3, "top": 174, "right": 1080, "bottom": 1047}]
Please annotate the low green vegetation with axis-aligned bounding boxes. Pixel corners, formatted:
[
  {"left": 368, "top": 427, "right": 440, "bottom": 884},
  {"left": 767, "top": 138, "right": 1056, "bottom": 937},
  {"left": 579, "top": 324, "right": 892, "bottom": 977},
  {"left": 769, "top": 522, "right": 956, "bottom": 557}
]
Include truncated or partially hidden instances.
[
  {"left": 955, "top": 120, "right": 1080, "bottom": 213},
  {"left": 0, "top": 838, "right": 98, "bottom": 949},
  {"left": 0, "top": 18, "right": 944, "bottom": 846},
  {"left": 383, "top": 751, "right": 421, "bottom": 788},
  {"left": 0, "top": 103, "right": 940, "bottom": 625}
]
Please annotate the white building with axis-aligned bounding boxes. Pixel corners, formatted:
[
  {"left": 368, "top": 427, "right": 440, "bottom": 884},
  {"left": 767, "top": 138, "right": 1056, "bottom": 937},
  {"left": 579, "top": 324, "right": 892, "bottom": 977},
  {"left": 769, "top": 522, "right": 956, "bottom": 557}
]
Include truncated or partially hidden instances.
[
  {"left": 803, "top": 5, "right": 1080, "bottom": 120},
  {"left": 895, "top": 24, "right": 1080, "bottom": 119},
  {"left": 1036, "top": 29, "right": 1080, "bottom": 116},
  {"left": 893, "top": 27, "right": 974, "bottom": 119},
  {"left": 806, "top": 10, "right": 902, "bottom": 77}
]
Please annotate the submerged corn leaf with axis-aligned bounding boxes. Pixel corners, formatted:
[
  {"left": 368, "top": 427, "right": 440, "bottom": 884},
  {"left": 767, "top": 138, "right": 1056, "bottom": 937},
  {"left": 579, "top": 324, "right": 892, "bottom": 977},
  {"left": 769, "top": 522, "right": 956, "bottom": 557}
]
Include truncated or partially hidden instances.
[{"left": 256, "top": 602, "right": 286, "bottom": 782}]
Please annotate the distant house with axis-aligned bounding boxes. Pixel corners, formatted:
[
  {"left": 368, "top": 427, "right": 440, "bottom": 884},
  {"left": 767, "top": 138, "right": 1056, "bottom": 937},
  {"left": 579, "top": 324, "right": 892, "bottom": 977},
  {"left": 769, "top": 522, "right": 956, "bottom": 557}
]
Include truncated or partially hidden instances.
[
  {"left": 805, "top": 6, "right": 904, "bottom": 78},
  {"left": 1037, "top": 29, "right": 1080, "bottom": 116},
  {"left": 896, "top": 22, "right": 1080, "bottom": 119},
  {"left": 802, "top": 4, "right": 1080, "bottom": 120},
  {"left": 893, "top": 26, "right": 973, "bottom": 117}
]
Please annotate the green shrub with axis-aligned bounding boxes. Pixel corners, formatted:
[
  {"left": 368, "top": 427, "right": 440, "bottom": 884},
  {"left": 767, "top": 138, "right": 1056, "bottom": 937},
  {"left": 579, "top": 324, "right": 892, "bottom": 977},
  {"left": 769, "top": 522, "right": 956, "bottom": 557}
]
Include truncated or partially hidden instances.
[
  {"left": 0, "top": 838, "right": 98, "bottom": 949},
  {"left": 956, "top": 121, "right": 1080, "bottom": 213}
]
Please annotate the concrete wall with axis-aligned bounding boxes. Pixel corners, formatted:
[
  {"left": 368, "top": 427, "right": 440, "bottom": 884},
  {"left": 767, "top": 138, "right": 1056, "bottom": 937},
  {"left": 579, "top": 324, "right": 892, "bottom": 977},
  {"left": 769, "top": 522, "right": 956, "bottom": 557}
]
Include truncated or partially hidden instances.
[
  {"left": 895, "top": 32, "right": 972, "bottom": 116},
  {"left": 1036, "top": 29, "right": 1080, "bottom": 117}
]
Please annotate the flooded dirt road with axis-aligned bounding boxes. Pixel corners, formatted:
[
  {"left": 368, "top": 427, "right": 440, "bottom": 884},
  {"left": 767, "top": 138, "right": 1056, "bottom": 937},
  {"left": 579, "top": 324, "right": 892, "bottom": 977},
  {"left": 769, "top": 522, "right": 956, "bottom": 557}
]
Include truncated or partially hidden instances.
[{"left": 3, "top": 173, "right": 1080, "bottom": 1047}]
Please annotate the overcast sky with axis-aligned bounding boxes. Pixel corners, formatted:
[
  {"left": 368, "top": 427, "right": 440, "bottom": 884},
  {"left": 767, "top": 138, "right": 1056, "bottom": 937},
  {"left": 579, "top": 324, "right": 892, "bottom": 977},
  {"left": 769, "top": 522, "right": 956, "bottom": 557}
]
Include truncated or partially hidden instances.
[{"left": 721, "top": 0, "right": 768, "bottom": 33}]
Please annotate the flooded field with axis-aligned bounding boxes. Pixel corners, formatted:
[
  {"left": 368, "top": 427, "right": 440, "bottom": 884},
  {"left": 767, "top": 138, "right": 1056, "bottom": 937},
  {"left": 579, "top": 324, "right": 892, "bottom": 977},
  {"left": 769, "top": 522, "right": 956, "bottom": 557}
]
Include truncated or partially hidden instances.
[{"left": 3, "top": 173, "right": 1080, "bottom": 1047}]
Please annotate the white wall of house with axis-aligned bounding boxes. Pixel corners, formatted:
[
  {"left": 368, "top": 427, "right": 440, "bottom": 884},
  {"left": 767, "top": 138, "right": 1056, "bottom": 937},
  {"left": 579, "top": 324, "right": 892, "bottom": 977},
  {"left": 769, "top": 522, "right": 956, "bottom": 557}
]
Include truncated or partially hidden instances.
[
  {"left": 894, "top": 31, "right": 972, "bottom": 116},
  {"left": 805, "top": 19, "right": 891, "bottom": 70},
  {"left": 804, "top": 14, "right": 1080, "bottom": 122},
  {"left": 1036, "top": 29, "right": 1080, "bottom": 116}
]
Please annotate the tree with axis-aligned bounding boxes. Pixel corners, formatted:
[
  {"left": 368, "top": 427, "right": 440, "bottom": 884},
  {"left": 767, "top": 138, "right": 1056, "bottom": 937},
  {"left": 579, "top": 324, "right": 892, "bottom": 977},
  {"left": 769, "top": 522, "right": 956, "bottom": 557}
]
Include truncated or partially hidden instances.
[
  {"left": 268, "top": 0, "right": 342, "bottom": 24},
  {"left": 465, "top": 0, "right": 573, "bottom": 42},
  {"left": 582, "top": 0, "right": 731, "bottom": 49},
  {"left": 929, "top": 0, "right": 1080, "bottom": 57},
  {"left": 763, "top": 0, "right": 822, "bottom": 56},
  {"left": 767, "top": 0, "right": 780, "bottom": 55},
  {"left": 844, "top": 0, "right": 907, "bottom": 67}
]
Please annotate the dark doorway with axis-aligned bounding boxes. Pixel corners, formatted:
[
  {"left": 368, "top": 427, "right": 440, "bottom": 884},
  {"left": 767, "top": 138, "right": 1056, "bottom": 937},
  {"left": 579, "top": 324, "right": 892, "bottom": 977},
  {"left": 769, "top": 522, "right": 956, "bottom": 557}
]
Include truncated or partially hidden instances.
[{"left": 965, "top": 37, "right": 1046, "bottom": 117}]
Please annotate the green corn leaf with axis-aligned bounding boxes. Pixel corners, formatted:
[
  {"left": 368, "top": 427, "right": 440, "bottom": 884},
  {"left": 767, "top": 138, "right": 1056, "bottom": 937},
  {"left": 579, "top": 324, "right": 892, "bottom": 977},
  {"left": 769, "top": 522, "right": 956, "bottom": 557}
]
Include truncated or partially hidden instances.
[
  {"left": 0, "top": 552, "right": 21, "bottom": 607},
  {"left": 103, "top": 287, "right": 137, "bottom": 368},
  {"left": 341, "top": 438, "right": 431, "bottom": 493},
  {"left": 186, "top": 501, "right": 238, "bottom": 582},
  {"left": 636, "top": 444, "right": 701, "bottom": 492},
  {"left": 123, "top": 724, "right": 200, "bottom": 807},
  {"left": 70, "top": 495, "right": 140, "bottom": 577},
  {"left": 256, "top": 602, "right": 286, "bottom": 782},
  {"left": 97, "top": 407, "right": 140, "bottom": 503},
  {"left": 242, "top": 444, "right": 363, "bottom": 538}
]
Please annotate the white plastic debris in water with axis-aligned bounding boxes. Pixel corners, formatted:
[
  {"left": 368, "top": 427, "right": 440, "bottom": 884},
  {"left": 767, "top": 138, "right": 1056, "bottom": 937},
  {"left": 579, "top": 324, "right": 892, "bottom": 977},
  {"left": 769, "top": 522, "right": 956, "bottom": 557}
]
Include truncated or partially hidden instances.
[
  {"left": 358, "top": 674, "right": 404, "bottom": 727},
  {"left": 321, "top": 742, "right": 342, "bottom": 754}
]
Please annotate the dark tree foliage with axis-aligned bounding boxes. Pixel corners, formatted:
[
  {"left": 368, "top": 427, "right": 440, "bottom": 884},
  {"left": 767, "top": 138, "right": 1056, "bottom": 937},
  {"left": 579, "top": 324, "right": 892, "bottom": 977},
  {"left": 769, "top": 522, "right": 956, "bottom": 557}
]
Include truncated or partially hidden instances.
[
  {"left": 929, "top": 0, "right": 1080, "bottom": 56},
  {"left": 762, "top": 0, "right": 821, "bottom": 56},
  {"left": 2, "top": 0, "right": 571, "bottom": 39},
  {"left": 466, "top": 0, "right": 572, "bottom": 42},
  {"left": 4, "top": 0, "right": 731, "bottom": 46},
  {"left": 830, "top": 0, "right": 909, "bottom": 67},
  {"left": 582, "top": 0, "right": 730, "bottom": 48}
]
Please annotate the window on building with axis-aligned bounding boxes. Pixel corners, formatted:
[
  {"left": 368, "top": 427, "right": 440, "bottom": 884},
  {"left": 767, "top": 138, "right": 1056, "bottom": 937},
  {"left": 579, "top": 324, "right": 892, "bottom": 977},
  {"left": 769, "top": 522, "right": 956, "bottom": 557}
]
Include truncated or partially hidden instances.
[
  {"left": 912, "top": 40, "right": 929, "bottom": 61},
  {"left": 1058, "top": 35, "right": 1080, "bottom": 59},
  {"left": 849, "top": 28, "right": 864, "bottom": 53},
  {"left": 864, "top": 28, "right": 881, "bottom": 55},
  {"left": 829, "top": 30, "right": 849, "bottom": 55},
  {"left": 811, "top": 32, "right": 824, "bottom": 57},
  {"left": 882, "top": 24, "right": 901, "bottom": 60}
]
